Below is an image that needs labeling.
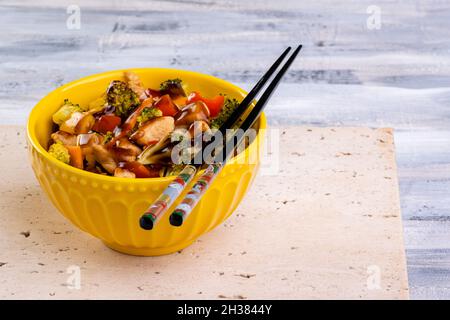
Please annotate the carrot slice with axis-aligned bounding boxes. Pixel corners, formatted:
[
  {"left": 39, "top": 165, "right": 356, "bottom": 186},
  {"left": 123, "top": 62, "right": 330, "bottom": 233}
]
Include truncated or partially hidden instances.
[{"left": 66, "top": 145, "right": 84, "bottom": 169}]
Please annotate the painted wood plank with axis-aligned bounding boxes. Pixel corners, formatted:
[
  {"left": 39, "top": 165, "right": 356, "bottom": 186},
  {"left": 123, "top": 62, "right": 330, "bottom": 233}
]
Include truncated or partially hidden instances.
[{"left": 0, "top": 0, "right": 449, "bottom": 299}]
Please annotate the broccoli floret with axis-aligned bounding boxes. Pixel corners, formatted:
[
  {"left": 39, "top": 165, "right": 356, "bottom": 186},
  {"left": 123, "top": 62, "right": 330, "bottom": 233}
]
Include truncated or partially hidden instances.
[
  {"left": 160, "top": 78, "right": 182, "bottom": 91},
  {"left": 48, "top": 141, "right": 70, "bottom": 164},
  {"left": 106, "top": 80, "right": 140, "bottom": 118},
  {"left": 210, "top": 98, "right": 240, "bottom": 129},
  {"left": 52, "top": 99, "right": 83, "bottom": 125},
  {"left": 160, "top": 78, "right": 186, "bottom": 98},
  {"left": 103, "top": 131, "right": 114, "bottom": 144},
  {"left": 137, "top": 107, "right": 162, "bottom": 126}
]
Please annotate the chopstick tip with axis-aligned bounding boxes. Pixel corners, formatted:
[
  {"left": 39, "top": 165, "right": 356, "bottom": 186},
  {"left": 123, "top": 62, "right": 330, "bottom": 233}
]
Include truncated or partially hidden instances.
[
  {"left": 140, "top": 215, "right": 154, "bottom": 230},
  {"left": 169, "top": 213, "right": 184, "bottom": 227}
]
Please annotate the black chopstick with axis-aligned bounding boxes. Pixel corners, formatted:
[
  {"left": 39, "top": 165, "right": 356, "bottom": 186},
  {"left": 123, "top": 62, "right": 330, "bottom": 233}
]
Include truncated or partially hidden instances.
[
  {"left": 169, "top": 44, "right": 302, "bottom": 227},
  {"left": 192, "top": 47, "right": 292, "bottom": 166},
  {"left": 217, "top": 46, "right": 292, "bottom": 134},
  {"left": 218, "top": 44, "right": 302, "bottom": 163},
  {"left": 191, "top": 47, "right": 293, "bottom": 165},
  {"left": 139, "top": 46, "right": 300, "bottom": 230}
]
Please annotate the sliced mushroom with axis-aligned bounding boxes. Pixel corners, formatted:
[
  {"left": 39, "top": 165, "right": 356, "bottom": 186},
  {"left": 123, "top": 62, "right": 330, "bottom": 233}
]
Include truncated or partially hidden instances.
[
  {"left": 92, "top": 144, "right": 117, "bottom": 174},
  {"left": 130, "top": 116, "right": 175, "bottom": 146},
  {"left": 174, "top": 101, "right": 210, "bottom": 127},
  {"left": 137, "top": 135, "right": 171, "bottom": 165},
  {"left": 138, "top": 150, "right": 171, "bottom": 165},
  {"left": 113, "top": 138, "right": 142, "bottom": 162},
  {"left": 51, "top": 131, "right": 77, "bottom": 146},
  {"left": 60, "top": 112, "right": 95, "bottom": 135},
  {"left": 114, "top": 168, "right": 136, "bottom": 178}
]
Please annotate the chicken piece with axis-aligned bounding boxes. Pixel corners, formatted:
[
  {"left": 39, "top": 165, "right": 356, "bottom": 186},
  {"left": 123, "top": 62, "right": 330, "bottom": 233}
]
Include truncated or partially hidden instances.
[
  {"left": 130, "top": 116, "right": 175, "bottom": 146},
  {"left": 60, "top": 112, "right": 95, "bottom": 135},
  {"left": 116, "top": 138, "right": 142, "bottom": 154},
  {"left": 51, "top": 131, "right": 77, "bottom": 146},
  {"left": 125, "top": 71, "right": 147, "bottom": 101},
  {"left": 113, "top": 138, "right": 142, "bottom": 162},
  {"left": 92, "top": 144, "right": 117, "bottom": 174},
  {"left": 114, "top": 168, "right": 136, "bottom": 178}
]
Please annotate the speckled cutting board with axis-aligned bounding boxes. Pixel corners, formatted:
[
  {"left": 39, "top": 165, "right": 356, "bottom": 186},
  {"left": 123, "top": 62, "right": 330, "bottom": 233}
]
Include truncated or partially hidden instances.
[{"left": 0, "top": 126, "right": 409, "bottom": 299}]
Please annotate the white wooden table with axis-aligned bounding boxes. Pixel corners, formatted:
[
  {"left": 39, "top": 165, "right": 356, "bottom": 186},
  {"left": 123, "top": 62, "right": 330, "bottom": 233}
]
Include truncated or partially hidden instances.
[{"left": 0, "top": 0, "right": 449, "bottom": 299}]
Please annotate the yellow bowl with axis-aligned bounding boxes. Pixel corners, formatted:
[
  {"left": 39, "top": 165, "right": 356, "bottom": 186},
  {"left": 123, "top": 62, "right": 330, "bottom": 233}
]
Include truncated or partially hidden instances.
[{"left": 26, "top": 68, "right": 266, "bottom": 256}]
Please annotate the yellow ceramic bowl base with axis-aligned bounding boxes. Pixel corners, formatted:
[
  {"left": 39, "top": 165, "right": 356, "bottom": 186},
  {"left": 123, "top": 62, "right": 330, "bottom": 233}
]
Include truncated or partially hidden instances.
[{"left": 27, "top": 68, "right": 266, "bottom": 256}]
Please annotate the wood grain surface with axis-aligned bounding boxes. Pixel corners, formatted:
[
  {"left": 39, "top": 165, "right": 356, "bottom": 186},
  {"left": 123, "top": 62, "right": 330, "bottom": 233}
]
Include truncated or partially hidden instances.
[
  {"left": 0, "top": 126, "right": 408, "bottom": 299},
  {"left": 0, "top": 0, "right": 448, "bottom": 299}
]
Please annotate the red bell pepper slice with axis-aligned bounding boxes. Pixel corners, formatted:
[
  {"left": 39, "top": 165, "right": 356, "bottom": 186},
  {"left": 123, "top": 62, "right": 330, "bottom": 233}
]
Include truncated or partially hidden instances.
[
  {"left": 187, "top": 92, "right": 224, "bottom": 117},
  {"left": 92, "top": 115, "right": 122, "bottom": 134},
  {"left": 154, "top": 94, "right": 179, "bottom": 116},
  {"left": 123, "top": 161, "right": 160, "bottom": 178}
]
